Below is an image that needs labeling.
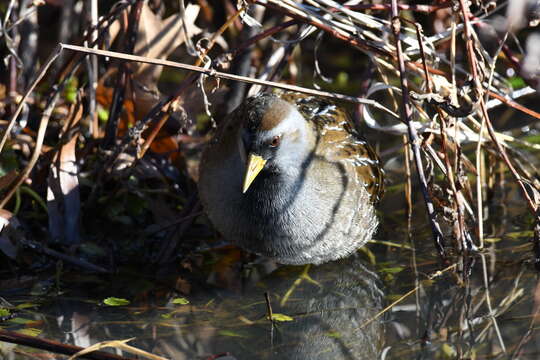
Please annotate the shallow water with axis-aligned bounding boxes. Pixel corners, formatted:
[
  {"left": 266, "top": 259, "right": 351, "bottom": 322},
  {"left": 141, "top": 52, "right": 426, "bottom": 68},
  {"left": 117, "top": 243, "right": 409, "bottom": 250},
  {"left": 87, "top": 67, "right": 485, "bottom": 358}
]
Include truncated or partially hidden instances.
[{"left": 1, "top": 184, "right": 539, "bottom": 359}]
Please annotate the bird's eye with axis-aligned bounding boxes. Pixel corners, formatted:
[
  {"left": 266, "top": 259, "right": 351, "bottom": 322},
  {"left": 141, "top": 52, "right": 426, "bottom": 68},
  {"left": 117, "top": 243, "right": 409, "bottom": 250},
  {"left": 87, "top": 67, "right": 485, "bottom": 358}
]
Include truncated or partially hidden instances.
[{"left": 269, "top": 135, "right": 281, "bottom": 148}]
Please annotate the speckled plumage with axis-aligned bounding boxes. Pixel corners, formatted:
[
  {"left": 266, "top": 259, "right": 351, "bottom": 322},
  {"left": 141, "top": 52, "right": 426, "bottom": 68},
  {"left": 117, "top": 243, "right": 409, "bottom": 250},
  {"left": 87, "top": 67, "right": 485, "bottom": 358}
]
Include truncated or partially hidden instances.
[{"left": 198, "top": 92, "right": 383, "bottom": 265}]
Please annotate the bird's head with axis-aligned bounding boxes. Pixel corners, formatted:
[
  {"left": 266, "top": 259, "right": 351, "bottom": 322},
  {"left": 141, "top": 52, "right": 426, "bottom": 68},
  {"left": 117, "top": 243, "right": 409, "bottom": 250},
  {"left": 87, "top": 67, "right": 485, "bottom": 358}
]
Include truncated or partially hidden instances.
[{"left": 233, "top": 93, "right": 314, "bottom": 193}]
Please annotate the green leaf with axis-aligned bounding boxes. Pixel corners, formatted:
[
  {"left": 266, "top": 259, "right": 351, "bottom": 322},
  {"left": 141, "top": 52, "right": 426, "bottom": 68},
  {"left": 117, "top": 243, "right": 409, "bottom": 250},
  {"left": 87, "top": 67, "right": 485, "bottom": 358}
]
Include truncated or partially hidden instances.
[
  {"left": 524, "top": 134, "right": 540, "bottom": 145},
  {"left": 63, "top": 77, "right": 79, "bottom": 103},
  {"left": 326, "top": 330, "right": 341, "bottom": 338},
  {"left": 8, "top": 317, "right": 34, "bottom": 325},
  {"left": 0, "top": 308, "right": 11, "bottom": 317},
  {"left": 98, "top": 107, "right": 109, "bottom": 123},
  {"left": 15, "top": 303, "right": 39, "bottom": 309},
  {"left": 508, "top": 76, "right": 526, "bottom": 89},
  {"left": 18, "top": 328, "right": 42, "bottom": 337},
  {"left": 379, "top": 266, "right": 404, "bottom": 274},
  {"left": 369, "top": 240, "right": 412, "bottom": 249},
  {"left": 271, "top": 313, "right": 294, "bottom": 322},
  {"left": 218, "top": 330, "right": 247, "bottom": 338},
  {"left": 336, "top": 72, "right": 349, "bottom": 87},
  {"left": 172, "top": 298, "right": 189, "bottom": 305},
  {"left": 65, "top": 91, "right": 77, "bottom": 103},
  {"left": 506, "top": 231, "right": 534, "bottom": 240},
  {"left": 103, "top": 297, "right": 130, "bottom": 306}
]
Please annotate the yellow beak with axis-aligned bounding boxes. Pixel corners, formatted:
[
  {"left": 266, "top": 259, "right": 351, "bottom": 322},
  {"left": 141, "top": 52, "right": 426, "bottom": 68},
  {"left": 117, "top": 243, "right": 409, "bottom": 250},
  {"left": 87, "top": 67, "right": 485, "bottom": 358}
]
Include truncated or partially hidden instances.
[{"left": 242, "top": 153, "right": 267, "bottom": 193}]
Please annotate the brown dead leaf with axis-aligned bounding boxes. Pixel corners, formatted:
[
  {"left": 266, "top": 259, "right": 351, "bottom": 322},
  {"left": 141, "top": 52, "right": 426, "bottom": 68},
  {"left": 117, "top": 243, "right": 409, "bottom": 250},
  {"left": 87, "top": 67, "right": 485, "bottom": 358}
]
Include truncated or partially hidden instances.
[
  {"left": 96, "top": 84, "right": 137, "bottom": 135},
  {"left": 108, "top": 3, "right": 202, "bottom": 87},
  {"left": 98, "top": 4, "right": 203, "bottom": 141},
  {"left": 150, "top": 135, "right": 179, "bottom": 155},
  {"left": 136, "top": 3, "right": 202, "bottom": 84},
  {"left": 128, "top": 3, "right": 203, "bottom": 131}
]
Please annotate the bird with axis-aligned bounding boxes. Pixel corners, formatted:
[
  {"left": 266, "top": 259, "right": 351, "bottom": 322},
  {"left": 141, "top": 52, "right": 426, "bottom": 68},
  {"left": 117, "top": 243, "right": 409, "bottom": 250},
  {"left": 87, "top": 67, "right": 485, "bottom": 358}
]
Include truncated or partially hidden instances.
[{"left": 198, "top": 92, "right": 383, "bottom": 265}]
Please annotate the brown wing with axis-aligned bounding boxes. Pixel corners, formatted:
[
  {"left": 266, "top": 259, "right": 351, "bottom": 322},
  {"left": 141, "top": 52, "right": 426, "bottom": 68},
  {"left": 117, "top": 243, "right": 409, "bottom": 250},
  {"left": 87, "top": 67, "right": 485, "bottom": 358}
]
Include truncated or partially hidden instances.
[{"left": 279, "top": 92, "right": 384, "bottom": 202}]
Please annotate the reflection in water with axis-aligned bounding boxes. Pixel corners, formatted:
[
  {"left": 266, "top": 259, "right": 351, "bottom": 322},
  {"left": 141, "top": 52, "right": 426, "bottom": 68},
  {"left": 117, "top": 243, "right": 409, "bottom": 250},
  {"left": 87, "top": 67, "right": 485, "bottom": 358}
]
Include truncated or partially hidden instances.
[
  {"left": 0, "top": 254, "right": 384, "bottom": 360},
  {"left": 3, "top": 242, "right": 540, "bottom": 359},
  {"left": 154, "top": 253, "right": 384, "bottom": 359},
  {"left": 54, "top": 299, "right": 92, "bottom": 349}
]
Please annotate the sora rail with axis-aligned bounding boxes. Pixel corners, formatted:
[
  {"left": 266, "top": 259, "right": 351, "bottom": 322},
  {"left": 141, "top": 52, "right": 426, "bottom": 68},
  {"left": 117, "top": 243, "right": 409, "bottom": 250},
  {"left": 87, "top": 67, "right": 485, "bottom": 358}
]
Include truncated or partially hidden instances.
[{"left": 199, "top": 92, "right": 383, "bottom": 265}]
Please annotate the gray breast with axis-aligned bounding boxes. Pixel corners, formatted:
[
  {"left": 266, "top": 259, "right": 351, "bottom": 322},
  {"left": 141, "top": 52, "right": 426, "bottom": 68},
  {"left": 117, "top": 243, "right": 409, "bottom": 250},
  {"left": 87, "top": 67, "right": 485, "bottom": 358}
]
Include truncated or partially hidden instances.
[{"left": 225, "top": 158, "right": 378, "bottom": 265}]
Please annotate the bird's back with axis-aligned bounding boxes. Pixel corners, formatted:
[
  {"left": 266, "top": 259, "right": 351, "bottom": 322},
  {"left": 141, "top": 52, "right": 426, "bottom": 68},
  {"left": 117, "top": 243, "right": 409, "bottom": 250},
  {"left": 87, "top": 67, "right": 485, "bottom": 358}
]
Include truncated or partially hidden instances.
[{"left": 279, "top": 93, "right": 384, "bottom": 202}]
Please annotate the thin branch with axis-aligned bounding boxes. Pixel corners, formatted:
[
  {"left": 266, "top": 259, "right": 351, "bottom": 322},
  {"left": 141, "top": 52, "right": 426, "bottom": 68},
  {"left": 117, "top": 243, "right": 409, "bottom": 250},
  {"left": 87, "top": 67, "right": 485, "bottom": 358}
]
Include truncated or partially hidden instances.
[
  {"left": 345, "top": 3, "right": 451, "bottom": 13},
  {"left": 103, "top": 0, "right": 144, "bottom": 148},
  {"left": 59, "top": 43, "right": 399, "bottom": 118},
  {"left": 0, "top": 45, "right": 62, "bottom": 154},
  {"left": 390, "top": 1, "right": 446, "bottom": 259},
  {"left": 0, "top": 91, "right": 60, "bottom": 208},
  {"left": 479, "top": 253, "right": 507, "bottom": 352},
  {"left": 0, "top": 329, "right": 135, "bottom": 360},
  {"left": 458, "top": 0, "right": 537, "bottom": 217}
]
